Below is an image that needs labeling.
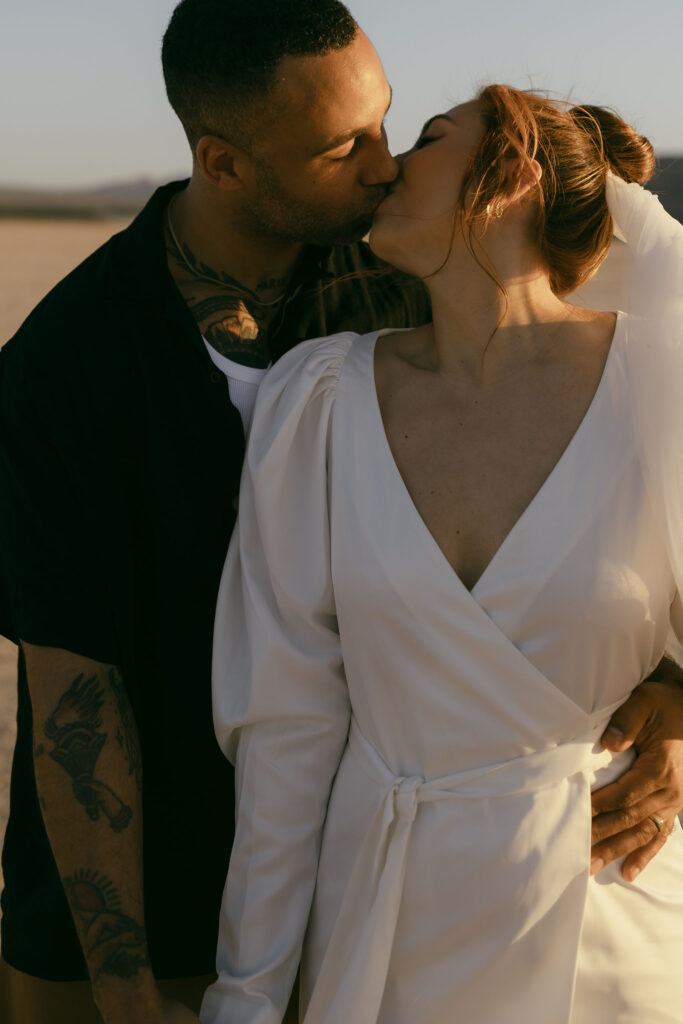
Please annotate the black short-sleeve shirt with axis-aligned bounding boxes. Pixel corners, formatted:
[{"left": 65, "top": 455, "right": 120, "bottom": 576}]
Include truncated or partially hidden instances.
[{"left": 0, "top": 181, "right": 430, "bottom": 980}]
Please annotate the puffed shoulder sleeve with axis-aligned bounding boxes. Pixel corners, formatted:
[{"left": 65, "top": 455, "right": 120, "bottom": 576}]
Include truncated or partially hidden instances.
[{"left": 202, "top": 334, "right": 355, "bottom": 1024}]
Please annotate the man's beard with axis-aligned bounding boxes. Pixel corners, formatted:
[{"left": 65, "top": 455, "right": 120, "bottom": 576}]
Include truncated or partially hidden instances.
[{"left": 243, "top": 164, "right": 387, "bottom": 246}]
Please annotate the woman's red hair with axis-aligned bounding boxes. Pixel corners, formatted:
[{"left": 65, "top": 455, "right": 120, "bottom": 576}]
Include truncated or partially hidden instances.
[{"left": 460, "top": 85, "right": 655, "bottom": 295}]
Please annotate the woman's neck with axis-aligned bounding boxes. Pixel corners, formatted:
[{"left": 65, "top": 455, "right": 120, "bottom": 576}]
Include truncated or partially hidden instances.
[{"left": 423, "top": 242, "right": 574, "bottom": 382}]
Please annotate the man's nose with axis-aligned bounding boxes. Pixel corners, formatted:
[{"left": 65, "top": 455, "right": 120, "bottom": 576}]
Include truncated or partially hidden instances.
[{"left": 360, "top": 136, "right": 399, "bottom": 187}]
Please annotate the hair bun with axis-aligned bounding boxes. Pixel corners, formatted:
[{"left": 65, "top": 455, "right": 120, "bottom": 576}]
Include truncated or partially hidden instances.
[{"left": 570, "top": 105, "right": 655, "bottom": 185}]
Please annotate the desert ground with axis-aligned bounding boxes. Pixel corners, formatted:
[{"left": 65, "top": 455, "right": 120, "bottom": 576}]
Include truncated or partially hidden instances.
[{"left": 0, "top": 216, "right": 130, "bottom": 898}]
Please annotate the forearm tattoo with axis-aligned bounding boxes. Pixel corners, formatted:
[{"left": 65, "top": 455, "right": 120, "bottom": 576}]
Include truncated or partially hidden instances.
[
  {"left": 64, "top": 870, "right": 149, "bottom": 980},
  {"left": 109, "top": 668, "right": 142, "bottom": 791},
  {"left": 43, "top": 673, "right": 133, "bottom": 832}
]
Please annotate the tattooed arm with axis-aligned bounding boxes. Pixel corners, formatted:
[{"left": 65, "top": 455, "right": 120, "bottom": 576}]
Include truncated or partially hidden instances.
[{"left": 23, "top": 642, "right": 200, "bottom": 1024}]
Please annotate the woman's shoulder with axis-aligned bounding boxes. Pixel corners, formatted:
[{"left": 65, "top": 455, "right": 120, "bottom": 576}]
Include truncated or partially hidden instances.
[
  {"left": 248, "top": 331, "right": 378, "bottom": 452},
  {"left": 256, "top": 330, "right": 383, "bottom": 412},
  {"left": 266, "top": 331, "right": 358, "bottom": 388}
]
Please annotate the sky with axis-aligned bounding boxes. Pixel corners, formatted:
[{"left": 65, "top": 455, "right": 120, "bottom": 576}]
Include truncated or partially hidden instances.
[{"left": 2, "top": 0, "right": 681, "bottom": 190}]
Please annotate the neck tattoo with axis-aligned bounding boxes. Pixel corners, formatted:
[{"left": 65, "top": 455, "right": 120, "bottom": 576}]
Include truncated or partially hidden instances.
[{"left": 166, "top": 196, "right": 288, "bottom": 308}]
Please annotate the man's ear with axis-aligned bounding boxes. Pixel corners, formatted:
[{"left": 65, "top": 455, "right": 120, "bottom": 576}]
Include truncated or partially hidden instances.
[{"left": 195, "top": 134, "right": 254, "bottom": 192}]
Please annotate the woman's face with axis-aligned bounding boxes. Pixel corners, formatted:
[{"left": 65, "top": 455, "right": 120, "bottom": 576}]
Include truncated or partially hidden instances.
[{"left": 369, "top": 100, "right": 486, "bottom": 276}]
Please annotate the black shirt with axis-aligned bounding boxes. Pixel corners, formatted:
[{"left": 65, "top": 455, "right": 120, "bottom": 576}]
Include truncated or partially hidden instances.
[{"left": 0, "top": 181, "right": 430, "bottom": 980}]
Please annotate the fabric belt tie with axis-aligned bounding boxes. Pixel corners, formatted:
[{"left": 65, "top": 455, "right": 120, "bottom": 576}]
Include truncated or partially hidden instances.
[{"left": 302, "top": 707, "right": 621, "bottom": 1024}]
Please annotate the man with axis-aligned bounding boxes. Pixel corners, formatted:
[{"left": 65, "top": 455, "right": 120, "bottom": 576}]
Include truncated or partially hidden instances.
[{"left": 0, "top": 1, "right": 681, "bottom": 1022}]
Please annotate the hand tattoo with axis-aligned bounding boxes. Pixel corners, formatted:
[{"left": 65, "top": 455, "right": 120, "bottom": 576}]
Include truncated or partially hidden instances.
[
  {"left": 44, "top": 673, "right": 132, "bottom": 832},
  {"left": 64, "top": 870, "right": 149, "bottom": 980}
]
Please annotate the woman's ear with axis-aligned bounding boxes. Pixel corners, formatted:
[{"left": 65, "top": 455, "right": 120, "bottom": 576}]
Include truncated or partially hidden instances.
[{"left": 508, "top": 158, "right": 543, "bottom": 204}]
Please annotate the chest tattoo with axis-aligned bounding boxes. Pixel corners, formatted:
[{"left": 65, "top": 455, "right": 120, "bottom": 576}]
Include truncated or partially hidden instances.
[{"left": 165, "top": 216, "right": 289, "bottom": 369}]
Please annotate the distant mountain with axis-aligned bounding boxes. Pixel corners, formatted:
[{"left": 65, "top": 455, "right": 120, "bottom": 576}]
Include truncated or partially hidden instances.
[
  {"left": 0, "top": 175, "right": 187, "bottom": 218},
  {"left": 0, "top": 159, "right": 681, "bottom": 221},
  {"left": 652, "top": 155, "right": 683, "bottom": 222}
]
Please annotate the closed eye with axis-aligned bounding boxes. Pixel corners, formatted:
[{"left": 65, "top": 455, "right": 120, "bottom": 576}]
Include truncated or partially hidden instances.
[
  {"left": 330, "top": 123, "right": 388, "bottom": 161},
  {"left": 331, "top": 137, "right": 361, "bottom": 160},
  {"left": 413, "top": 135, "right": 438, "bottom": 150}
]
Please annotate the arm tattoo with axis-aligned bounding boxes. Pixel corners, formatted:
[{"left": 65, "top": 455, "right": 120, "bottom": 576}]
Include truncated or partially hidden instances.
[
  {"left": 64, "top": 870, "right": 149, "bottom": 980},
  {"left": 44, "top": 673, "right": 133, "bottom": 832},
  {"left": 109, "top": 668, "right": 142, "bottom": 791}
]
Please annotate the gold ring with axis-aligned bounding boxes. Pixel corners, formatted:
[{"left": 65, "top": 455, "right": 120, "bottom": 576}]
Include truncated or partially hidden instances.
[{"left": 649, "top": 814, "right": 665, "bottom": 834}]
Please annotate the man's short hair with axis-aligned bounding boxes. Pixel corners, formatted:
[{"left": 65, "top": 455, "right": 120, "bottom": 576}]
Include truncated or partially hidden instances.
[{"left": 162, "top": 0, "right": 358, "bottom": 153}]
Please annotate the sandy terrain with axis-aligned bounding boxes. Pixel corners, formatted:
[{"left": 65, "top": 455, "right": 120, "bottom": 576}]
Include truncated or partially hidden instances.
[
  {"left": 0, "top": 216, "right": 130, "bottom": 342},
  {"left": 0, "top": 216, "right": 130, "bottom": 900}
]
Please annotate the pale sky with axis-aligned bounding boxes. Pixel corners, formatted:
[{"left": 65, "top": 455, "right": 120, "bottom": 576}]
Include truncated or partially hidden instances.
[{"left": 2, "top": 0, "right": 681, "bottom": 189}]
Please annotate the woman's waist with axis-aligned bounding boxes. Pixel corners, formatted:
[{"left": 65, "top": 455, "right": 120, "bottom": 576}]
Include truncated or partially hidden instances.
[{"left": 346, "top": 702, "right": 628, "bottom": 802}]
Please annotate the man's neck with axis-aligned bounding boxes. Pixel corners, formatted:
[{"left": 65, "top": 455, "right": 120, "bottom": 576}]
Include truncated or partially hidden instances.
[
  {"left": 170, "top": 180, "right": 304, "bottom": 296},
  {"left": 165, "top": 180, "right": 308, "bottom": 369}
]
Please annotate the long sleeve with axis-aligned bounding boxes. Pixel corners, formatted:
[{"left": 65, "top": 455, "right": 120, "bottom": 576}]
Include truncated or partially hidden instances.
[{"left": 201, "top": 335, "right": 355, "bottom": 1024}]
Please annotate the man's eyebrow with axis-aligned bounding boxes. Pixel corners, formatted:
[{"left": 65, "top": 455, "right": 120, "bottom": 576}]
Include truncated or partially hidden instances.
[{"left": 314, "top": 86, "right": 393, "bottom": 156}]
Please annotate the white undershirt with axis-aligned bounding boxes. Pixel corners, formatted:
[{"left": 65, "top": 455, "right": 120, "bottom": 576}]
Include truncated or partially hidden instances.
[{"left": 203, "top": 337, "right": 270, "bottom": 434}]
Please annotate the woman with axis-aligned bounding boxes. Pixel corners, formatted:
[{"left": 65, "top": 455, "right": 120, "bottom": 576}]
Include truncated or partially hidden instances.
[{"left": 203, "top": 86, "right": 683, "bottom": 1023}]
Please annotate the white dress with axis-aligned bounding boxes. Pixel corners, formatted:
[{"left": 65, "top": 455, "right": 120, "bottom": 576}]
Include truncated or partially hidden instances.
[{"left": 202, "top": 315, "right": 683, "bottom": 1024}]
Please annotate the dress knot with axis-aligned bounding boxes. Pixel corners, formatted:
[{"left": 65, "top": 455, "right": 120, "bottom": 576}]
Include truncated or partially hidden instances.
[{"left": 394, "top": 776, "right": 422, "bottom": 823}]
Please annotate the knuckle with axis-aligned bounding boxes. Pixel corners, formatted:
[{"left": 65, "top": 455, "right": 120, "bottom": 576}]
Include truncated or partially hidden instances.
[
  {"left": 669, "top": 774, "right": 683, "bottom": 801},
  {"left": 615, "top": 807, "right": 640, "bottom": 831},
  {"left": 632, "top": 821, "right": 656, "bottom": 845},
  {"left": 661, "top": 764, "right": 679, "bottom": 787}
]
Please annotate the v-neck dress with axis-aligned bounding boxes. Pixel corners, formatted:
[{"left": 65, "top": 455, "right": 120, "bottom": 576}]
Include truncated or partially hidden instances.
[{"left": 205, "top": 317, "right": 683, "bottom": 1024}]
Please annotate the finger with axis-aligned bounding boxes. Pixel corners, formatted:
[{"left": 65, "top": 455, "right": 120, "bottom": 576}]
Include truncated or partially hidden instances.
[
  {"left": 590, "top": 813, "right": 676, "bottom": 875},
  {"left": 600, "top": 687, "right": 652, "bottom": 751},
  {"left": 591, "top": 792, "right": 672, "bottom": 844},
  {"left": 620, "top": 819, "right": 677, "bottom": 882},
  {"left": 591, "top": 760, "right": 662, "bottom": 815},
  {"left": 589, "top": 814, "right": 668, "bottom": 874}
]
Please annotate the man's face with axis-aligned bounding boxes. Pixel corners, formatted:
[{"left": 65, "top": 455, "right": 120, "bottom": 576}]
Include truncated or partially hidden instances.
[{"left": 239, "top": 30, "right": 398, "bottom": 246}]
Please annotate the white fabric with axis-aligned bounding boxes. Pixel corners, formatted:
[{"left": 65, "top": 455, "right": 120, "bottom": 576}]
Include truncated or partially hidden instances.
[
  {"left": 604, "top": 176, "right": 683, "bottom": 610},
  {"left": 204, "top": 306, "right": 683, "bottom": 1023},
  {"left": 203, "top": 337, "right": 269, "bottom": 433},
  {"left": 571, "top": 175, "right": 683, "bottom": 665}
]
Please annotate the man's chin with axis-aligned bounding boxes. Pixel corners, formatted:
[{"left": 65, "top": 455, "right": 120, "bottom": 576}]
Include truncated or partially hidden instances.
[{"left": 311, "top": 214, "right": 375, "bottom": 247}]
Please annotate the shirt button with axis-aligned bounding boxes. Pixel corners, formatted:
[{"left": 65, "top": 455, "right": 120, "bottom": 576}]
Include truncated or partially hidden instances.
[{"left": 210, "top": 370, "right": 223, "bottom": 384}]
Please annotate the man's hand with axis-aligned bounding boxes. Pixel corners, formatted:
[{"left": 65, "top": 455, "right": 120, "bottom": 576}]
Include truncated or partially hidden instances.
[
  {"left": 156, "top": 1003, "right": 201, "bottom": 1024},
  {"left": 97, "top": 977, "right": 203, "bottom": 1024},
  {"left": 591, "top": 660, "right": 683, "bottom": 881}
]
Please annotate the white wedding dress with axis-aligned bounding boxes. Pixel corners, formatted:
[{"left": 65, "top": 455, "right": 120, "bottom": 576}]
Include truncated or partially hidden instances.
[{"left": 202, "top": 181, "right": 683, "bottom": 1024}]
